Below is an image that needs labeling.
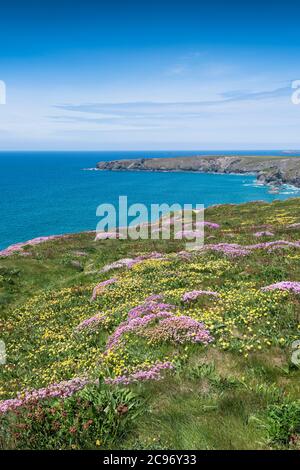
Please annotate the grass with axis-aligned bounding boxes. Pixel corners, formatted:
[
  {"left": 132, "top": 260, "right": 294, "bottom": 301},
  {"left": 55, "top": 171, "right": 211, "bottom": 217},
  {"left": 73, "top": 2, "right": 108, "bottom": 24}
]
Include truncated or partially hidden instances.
[{"left": 0, "top": 197, "right": 300, "bottom": 449}]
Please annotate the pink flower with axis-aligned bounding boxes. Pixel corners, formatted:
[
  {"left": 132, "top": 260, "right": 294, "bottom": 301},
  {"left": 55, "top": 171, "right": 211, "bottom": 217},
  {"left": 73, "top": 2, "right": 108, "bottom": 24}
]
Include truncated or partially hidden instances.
[
  {"left": 91, "top": 278, "right": 117, "bottom": 300},
  {"left": 95, "top": 232, "right": 118, "bottom": 240},
  {"left": 177, "top": 250, "right": 194, "bottom": 260},
  {"left": 0, "top": 234, "right": 66, "bottom": 257},
  {"left": 254, "top": 231, "right": 274, "bottom": 237},
  {"left": 182, "top": 290, "right": 219, "bottom": 302},
  {"left": 76, "top": 313, "right": 107, "bottom": 331},
  {"left": 106, "top": 299, "right": 213, "bottom": 350},
  {"left": 196, "top": 221, "right": 220, "bottom": 229},
  {"left": 288, "top": 223, "right": 300, "bottom": 228},
  {"left": 0, "top": 377, "right": 93, "bottom": 414},
  {"left": 104, "top": 361, "right": 174, "bottom": 385},
  {"left": 127, "top": 299, "right": 175, "bottom": 319},
  {"left": 199, "top": 240, "right": 300, "bottom": 257},
  {"left": 261, "top": 281, "right": 300, "bottom": 294},
  {"left": 106, "top": 310, "right": 174, "bottom": 351},
  {"left": 142, "top": 315, "right": 213, "bottom": 345},
  {"left": 200, "top": 243, "right": 251, "bottom": 257},
  {"left": 99, "top": 252, "right": 165, "bottom": 273},
  {"left": 175, "top": 230, "right": 203, "bottom": 239},
  {"left": 144, "top": 294, "right": 164, "bottom": 302}
]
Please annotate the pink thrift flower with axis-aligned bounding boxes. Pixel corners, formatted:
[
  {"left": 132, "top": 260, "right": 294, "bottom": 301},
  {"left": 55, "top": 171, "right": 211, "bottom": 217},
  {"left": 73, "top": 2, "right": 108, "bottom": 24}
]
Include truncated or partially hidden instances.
[
  {"left": 95, "top": 232, "right": 118, "bottom": 240},
  {"left": 0, "top": 377, "right": 93, "bottom": 414},
  {"left": 182, "top": 290, "right": 219, "bottom": 302},
  {"left": 104, "top": 361, "right": 174, "bottom": 385},
  {"left": 261, "top": 281, "right": 300, "bottom": 294},
  {"left": 196, "top": 221, "right": 220, "bottom": 229},
  {"left": 254, "top": 231, "right": 274, "bottom": 237},
  {"left": 175, "top": 230, "right": 203, "bottom": 239},
  {"left": 99, "top": 252, "right": 165, "bottom": 273},
  {"left": 91, "top": 278, "right": 117, "bottom": 301},
  {"left": 76, "top": 313, "right": 107, "bottom": 331}
]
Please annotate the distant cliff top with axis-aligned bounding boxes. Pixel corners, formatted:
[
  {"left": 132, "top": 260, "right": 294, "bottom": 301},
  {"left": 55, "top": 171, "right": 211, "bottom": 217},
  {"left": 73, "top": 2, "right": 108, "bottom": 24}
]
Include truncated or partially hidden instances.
[{"left": 97, "top": 155, "right": 300, "bottom": 187}]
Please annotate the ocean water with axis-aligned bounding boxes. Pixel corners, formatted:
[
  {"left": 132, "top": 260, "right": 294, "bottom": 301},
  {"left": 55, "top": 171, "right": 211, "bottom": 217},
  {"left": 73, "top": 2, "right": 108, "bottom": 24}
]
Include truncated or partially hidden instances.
[{"left": 0, "top": 150, "right": 300, "bottom": 250}]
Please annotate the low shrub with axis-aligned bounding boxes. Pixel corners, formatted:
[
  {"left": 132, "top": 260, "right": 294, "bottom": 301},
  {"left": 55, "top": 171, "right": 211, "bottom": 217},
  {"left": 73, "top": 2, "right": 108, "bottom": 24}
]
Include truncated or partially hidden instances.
[
  {"left": 266, "top": 401, "right": 300, "bottom": 447},
  {"left": 0, "top": 383, "right": 142, "bottom": 450}
]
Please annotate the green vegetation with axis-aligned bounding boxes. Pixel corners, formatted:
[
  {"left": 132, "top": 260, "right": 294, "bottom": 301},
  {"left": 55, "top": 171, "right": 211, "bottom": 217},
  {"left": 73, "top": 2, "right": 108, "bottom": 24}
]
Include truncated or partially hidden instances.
[{"left": 0, "top": 198, "right": 300, "bottom": 450}]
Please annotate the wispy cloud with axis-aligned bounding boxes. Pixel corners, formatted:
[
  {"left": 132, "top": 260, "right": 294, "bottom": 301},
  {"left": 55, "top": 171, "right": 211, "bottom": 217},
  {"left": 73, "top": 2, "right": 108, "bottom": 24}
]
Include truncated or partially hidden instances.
[
  {"left": 54, "top": 85, "right": 291, "bottom": 118},
  {"left": 165, "top": 64, "right": 188, "bottom": 76}
]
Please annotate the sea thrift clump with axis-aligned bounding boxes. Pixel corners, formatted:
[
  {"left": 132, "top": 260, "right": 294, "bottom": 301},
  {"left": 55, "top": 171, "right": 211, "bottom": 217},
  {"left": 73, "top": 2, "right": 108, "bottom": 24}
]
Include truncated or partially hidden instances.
[
  {"left": 200, "top": 240, "right": 300, "bottom": 257},
  {"left": 288, "top": 223, "right": 300, "bottom": 228},
  {"left": 144, "top": 294, "right": 164, "bottom": 302},
  {"left": 100, "top": 252, "right": 165, "bottom": 273},
  {"left": 0, "top": 377, "right": 91, "bottom": 414},
  {"left": 106, "top": 311, "right": 174, "bottom": 351},
  {"left": 196, "top": 221, "right": 220, "bottom": 229},
  {"left": 262, "top": 281, "right": 300, "bottom": 294},
  {"left": 201, "top": 243, "right": 251, "bottom": 257},
  {"left": 175, "top": 230, "right": 203, "bottom": 239},
  {"left": 254, "top": 231, "right": 274, "bottom": 237},
  {"left": 0, "top": 234, "right": 68, "bottom": 257},
  {"left": 134, "top": 252, "right": 165, "bottom": 263},
  {"left": 76, "top": 313, "right": 107, "bottom": 331},
  {"left": 177, "top": 250, "right": 194, "bottom": 260},
  {"left": 107, "top": 296, "right": 213, "bottom": 350},
  {"left": 182, "top": 290, "right": 219, "bottom": 302},
  {"left": 95, "top": 231, "right": 118, "bottom": 240},
  {"left": 91, "top": 278, "right": 117, "bottom": 300},
  {"left": 104, "top": 361, "right": 174, "bottom": 385},
  {"left": 127, "top": 300, "right": 176, "bottom": 319},
  {"left": 100, "top": 258, "right": 137, "bottom": 272},
  {"left": 141, "top": 316, "right": 213, "bottom": 345},
  {"left": 248, "top": 240, "right": 300, "bottom": 251}
]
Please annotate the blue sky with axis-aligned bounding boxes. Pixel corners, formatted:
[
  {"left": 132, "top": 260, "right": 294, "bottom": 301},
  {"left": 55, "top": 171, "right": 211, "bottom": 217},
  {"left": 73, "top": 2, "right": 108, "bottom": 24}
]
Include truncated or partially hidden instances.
[{"left": 0, "top": 0, "right": 300, "bottom": 150}]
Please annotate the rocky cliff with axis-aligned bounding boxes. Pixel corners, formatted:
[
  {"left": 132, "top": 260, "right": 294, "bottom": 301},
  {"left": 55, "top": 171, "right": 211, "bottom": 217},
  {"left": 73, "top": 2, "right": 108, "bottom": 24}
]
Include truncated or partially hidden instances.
[{"left": 96, "top": 155, "right": 300, "bottom": 187}]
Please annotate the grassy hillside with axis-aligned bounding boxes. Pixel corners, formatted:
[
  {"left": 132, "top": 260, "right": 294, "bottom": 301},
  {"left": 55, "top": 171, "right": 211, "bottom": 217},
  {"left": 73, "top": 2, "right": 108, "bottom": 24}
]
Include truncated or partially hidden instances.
[{"left": 1, "top": 198, "right": 300, "bottom": 450}]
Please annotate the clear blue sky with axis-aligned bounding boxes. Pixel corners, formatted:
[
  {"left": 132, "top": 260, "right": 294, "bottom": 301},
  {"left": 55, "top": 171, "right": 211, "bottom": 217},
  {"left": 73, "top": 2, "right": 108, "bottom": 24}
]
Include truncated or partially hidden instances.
[{"left": 0, "top": 0, "right": 300, "bottom": 150}]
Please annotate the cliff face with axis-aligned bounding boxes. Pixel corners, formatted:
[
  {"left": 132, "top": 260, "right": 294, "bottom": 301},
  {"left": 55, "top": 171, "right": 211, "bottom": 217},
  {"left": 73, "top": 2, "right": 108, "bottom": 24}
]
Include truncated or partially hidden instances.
[{"left": 96, "top": 155, "right": 300, "bottom": 187}]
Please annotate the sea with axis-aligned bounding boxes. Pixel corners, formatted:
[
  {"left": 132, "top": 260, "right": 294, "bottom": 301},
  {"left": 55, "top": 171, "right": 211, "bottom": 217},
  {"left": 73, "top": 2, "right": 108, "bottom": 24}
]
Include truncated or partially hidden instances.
[{"left": 0, "top": 150, "right": 300, "bottom": 250}]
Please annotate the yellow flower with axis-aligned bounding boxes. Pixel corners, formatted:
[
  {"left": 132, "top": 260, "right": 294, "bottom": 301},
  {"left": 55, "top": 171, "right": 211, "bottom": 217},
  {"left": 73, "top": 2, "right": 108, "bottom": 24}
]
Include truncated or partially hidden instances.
[{"left": 96, "top": 440, "right": 101, "bottom": 446}]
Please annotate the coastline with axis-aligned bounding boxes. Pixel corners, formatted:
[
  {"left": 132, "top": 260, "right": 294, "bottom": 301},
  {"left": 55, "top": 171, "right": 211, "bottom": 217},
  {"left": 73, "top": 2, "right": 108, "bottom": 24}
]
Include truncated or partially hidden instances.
[
  {"left": 96, "top": 155, "right": 300, "bottom": 188},
  {"left": 91, "top": 165, "right": 300, "bottom": 193},
  {"left": 2, "top": 194, "right": 300, "bottom": 257},
  {"left": 2, "top": 156, "right": 300, "bottom": 255},
  {"left": 0, "top": 231, "right": 96, "bottom": 258}
]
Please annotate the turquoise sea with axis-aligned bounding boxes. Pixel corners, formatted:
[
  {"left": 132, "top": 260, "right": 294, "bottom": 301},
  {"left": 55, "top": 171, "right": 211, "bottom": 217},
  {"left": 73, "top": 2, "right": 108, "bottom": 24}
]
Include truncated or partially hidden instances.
[{"left": 0, "top": 150, "right": 300, "bottom": 250}]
